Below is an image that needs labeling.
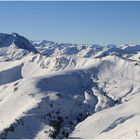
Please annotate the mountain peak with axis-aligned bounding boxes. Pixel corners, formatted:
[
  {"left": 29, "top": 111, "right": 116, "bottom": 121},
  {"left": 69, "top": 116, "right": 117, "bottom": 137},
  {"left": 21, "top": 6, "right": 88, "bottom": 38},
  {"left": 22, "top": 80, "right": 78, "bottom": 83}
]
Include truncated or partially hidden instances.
[
  {"left": 0, "top": 32, "right": 38, "bottom": 54},
  {"left": 11, "top": 32, "right": 19, "bottom": 37}
]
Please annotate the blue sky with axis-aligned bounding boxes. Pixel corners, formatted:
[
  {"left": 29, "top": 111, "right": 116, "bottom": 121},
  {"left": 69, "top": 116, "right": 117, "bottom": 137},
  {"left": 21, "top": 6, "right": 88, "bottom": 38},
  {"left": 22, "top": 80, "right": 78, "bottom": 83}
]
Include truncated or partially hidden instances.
[{"left": 0, "top": 1, "right": 140, "bottom": 45}]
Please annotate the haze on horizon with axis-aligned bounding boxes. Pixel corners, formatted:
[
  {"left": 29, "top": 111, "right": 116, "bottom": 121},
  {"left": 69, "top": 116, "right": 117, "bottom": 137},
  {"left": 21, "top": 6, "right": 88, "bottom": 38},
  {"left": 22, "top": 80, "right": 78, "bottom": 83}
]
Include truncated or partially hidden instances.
[{"left": 0, "top": 1, "right": 140, "bottom": 45}]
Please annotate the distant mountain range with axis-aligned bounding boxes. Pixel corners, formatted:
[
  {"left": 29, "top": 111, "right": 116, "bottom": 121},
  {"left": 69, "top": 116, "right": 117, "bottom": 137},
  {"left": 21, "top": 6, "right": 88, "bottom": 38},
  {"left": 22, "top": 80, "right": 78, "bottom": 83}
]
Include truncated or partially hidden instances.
[{"left": 0, "top": 33, "right": 140, "bottom": 139}]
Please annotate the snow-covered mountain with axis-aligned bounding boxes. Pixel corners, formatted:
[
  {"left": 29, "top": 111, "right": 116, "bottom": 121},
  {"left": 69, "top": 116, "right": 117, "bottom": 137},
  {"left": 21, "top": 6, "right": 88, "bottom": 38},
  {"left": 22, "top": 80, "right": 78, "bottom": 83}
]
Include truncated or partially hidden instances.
[
  {"left": 0, "top": 33, "right": 38, "bottom": 61},
  {"left": 0, "top": 33, "right": 140, "bottom": 139}
]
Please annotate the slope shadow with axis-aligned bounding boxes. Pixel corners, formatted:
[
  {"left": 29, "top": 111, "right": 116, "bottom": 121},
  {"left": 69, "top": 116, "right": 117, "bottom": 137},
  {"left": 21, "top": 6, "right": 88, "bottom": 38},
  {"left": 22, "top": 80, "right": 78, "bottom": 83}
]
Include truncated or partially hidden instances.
[
  {"left": 2, "top": 69, "right": 98, "bottom": 139},
  {"left": 0, "top": 64, "right": 23, "bottom": 85}
]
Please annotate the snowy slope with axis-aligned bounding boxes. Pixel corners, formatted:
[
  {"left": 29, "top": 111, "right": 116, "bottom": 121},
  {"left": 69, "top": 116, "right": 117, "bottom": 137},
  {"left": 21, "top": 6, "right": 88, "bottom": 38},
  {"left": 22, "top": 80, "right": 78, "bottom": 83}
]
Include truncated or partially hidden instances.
[
  {"left": 0, "top": 33, "right": 140, "bottom": 138},
  {"left": 70, "top": 56, "right": 140, "bottom": 139}
]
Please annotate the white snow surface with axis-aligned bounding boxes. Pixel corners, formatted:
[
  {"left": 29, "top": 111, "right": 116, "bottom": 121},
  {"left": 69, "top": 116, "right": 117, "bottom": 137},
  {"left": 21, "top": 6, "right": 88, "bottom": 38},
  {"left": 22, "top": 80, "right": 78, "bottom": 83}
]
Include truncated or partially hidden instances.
[{"left": 0, "top": 33, "right": 140, "bottom": 138}]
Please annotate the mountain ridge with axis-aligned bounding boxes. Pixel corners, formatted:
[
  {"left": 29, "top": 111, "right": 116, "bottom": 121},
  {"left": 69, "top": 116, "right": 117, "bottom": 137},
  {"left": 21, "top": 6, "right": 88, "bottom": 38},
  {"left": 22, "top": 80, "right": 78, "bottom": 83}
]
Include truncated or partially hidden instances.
[{"left": 0, "top": 32, "right": 140, "bottom": 138}]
